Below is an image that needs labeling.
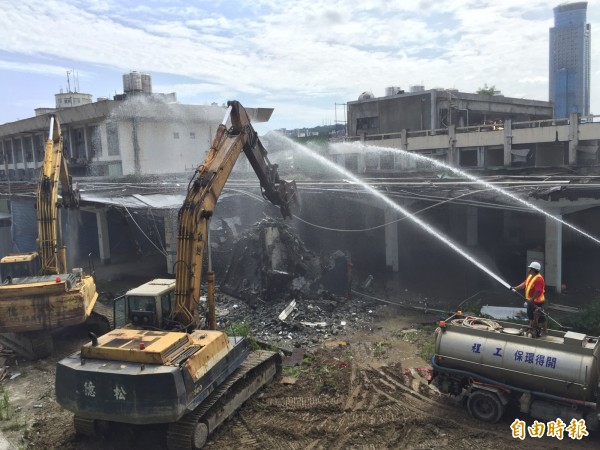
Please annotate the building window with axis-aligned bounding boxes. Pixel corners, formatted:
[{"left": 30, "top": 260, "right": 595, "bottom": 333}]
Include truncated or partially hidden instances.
[
  {"left": 190, "top": 132, "right": 195, "bottom": 139},
  {"left": 4, "top": 141, "right": 13, "bottom": 164},
  {"left": 14, "top": 139, "right": 23, "bottom": 163},
  {"left": 23, "top": 136, "right": 33, "bottom": 162},
  {"left": 380, "top": 152, "right": 394, "bottom": 170},
  {"left": 88, "top": 125, "right": 102, "bottom": 158},
  {"left": 356, "top": 116, "right": 379, "bottom": 132},
  {"left": 73, "top": 127, "right": 86, "bottom": 160},
  {"left": 173, "top": 132, "right": 180, "bottom": 139},
  {"left": 34, "top": 134, "right": 44, "bottom": 161},
  {"left": 107, "top": 122, "right": 120, "bottom": 156}
]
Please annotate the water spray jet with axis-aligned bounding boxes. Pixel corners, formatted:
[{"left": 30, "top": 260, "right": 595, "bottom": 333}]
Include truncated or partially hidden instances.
[
  {"left": 274, "top": 134, "right": 512, "bottom": 289},
  {"left": 335, "top": 142, "right": 600, "bottom": 246}
]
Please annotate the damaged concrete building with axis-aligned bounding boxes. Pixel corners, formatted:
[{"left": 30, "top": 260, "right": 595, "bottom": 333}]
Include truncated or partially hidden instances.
[{"left": 0, "top": 72, "right": 271, "bottom": 180}]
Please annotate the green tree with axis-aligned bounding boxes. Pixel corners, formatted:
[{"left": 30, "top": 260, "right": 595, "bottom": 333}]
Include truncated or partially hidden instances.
[{"left": 477, "top": 84, "right": 497, "bottom": 95}]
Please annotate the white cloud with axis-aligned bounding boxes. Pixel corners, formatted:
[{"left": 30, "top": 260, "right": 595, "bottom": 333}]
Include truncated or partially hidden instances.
[{"left": 0, "top": 0, "right": 599, "bottom": 128}]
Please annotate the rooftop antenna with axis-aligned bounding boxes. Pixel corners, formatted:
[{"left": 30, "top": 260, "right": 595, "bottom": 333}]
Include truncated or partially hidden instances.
[
  {"left": 66, "top": 70, "right": 72, "bottom": 93},
  {"left": 74, "top": 69, "right": 79, "bottom": 93}
]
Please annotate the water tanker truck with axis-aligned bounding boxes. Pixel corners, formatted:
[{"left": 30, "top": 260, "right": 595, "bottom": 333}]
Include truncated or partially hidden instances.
[{"left": 431, "top": 314, "right": 600, "bottom": 430}]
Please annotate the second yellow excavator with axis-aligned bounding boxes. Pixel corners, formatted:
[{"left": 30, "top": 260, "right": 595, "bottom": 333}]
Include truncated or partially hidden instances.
[{"left": 0, "top": 115, "right": 110, "bottom": 359}]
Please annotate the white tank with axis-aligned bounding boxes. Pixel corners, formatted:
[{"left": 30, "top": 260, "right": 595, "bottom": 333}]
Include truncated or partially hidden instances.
[
  {"left": 385, "top": 86, "right": 402, "bottom": 96},
  {"left": 123, "top": 72, "right": 152, "bottom": 95},
  {"left": 435, "top": 318, "right": 599, "bottom": 402},
  {"left": 410, "top": 85, "right": 425, "bottom": 92}
]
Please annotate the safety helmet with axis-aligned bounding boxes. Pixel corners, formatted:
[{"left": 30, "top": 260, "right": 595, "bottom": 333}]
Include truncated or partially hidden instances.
[{"left": 528, "top": 261, "right": 541, "bottom": 271}]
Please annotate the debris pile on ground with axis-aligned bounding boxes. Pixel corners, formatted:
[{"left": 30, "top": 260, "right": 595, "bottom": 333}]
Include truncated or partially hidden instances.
[
  {"left": 213, "top": 292, "right": 377, "bottom": 352},
  {"left": 211, "top": 218, "right": 374, "bottom": 351}
]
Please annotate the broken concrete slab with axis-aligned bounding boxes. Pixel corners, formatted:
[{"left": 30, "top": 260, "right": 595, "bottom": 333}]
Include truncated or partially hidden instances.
[{"left": 278, "top": 300, "right": 297, "bottom": 321}]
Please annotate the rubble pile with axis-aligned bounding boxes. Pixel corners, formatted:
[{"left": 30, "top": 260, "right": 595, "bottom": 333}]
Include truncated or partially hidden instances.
[
  {"left": 221, "top": 219, "right": 351, "bottom": 304},
  {"left": 214, "top": 291, "right": 377, "bottom": 351},
  {"left": 215, "top": 219, "right": 375, "bottom": 350}
]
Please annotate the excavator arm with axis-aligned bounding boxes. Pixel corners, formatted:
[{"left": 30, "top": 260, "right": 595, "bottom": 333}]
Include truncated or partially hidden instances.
[
  {"left": 172, "top": 101, "right": 297, "bottom": 328},
  {"left": 36, "top": 115, "right": 80, "bottom": 275}
]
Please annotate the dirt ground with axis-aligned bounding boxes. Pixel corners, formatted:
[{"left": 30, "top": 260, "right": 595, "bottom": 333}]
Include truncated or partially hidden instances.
[{"left": 0, "top": 299, "right": 597, "bottom": 450}]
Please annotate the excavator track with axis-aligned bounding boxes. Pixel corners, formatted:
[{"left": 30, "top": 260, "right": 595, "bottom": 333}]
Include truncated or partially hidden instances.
[
  {"left": 166, "top": 350, "right": 281, "bottom": 450},
  {"left": 73, "top": 416, "right": 98, "bottom": 437},
  {"left": 86, "top": 301, "right": 114, "bottom": 335},
  {"left": 0, "top": 330, "right": 54, "bottom": 360}
]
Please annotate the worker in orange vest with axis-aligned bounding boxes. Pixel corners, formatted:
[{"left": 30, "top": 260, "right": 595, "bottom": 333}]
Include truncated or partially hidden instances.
[{"left": 512, "top": 261, "right": 547, "bottom": 336}]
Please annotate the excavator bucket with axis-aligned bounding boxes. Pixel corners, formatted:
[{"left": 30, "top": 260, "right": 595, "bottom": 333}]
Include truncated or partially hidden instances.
[
  {"left": 244, "top": 107, "right": 274, "bottom": 123},
  {"left": 277, "top": 179, "right": 298, "bottom": 219}
]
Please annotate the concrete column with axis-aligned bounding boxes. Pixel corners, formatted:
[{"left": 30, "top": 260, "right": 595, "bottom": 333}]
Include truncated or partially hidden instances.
[
  {"left": 163, "top": 210, "right": 178, "bottom": 275},
  {"left": 82, "top": 126, "right": 89, "bottom": 160},
  {"left": 384, "top": 207, "right": 400, "bottom": 272},
  {"left": 466, "top": 206, "right": 478, "bottom": 246},
  {"left": 32, "top": 134, "right": 38, "bottom": 167},
  {"left": 95, "top": 209, "right": 111, "bottom": 265},
  {"left": 568, "top": 112, "right": 579, "bottom": 165},
  {"left": 448, "top": 125, "right": 457, "bottom": 165},
  {"left": 545, "top": 215, "right": 562, "bottom": 293},
  {"left": 477, "top": 146, "right": 485, "bottom": 168},
  {"left": 503, "top": 119, "right": 512, "bottom": 166}
]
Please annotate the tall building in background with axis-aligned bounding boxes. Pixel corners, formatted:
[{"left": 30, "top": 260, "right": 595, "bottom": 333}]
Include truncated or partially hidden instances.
[{"left": 549, "top": 2, "right": 591, "bottom": 118}]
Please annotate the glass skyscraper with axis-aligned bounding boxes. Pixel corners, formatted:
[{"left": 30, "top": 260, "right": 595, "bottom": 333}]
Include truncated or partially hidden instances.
[{"left": 549, "top": 2, "right": 591, "bottom": 118}]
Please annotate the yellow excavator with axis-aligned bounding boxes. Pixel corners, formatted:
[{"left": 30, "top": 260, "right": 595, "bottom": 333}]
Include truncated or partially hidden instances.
[
  {"left": 0, "top": 115, "right": 109, "bottom": 359},
  {"left": 55, "top": 101, "right": 297, "bottom": 449}
]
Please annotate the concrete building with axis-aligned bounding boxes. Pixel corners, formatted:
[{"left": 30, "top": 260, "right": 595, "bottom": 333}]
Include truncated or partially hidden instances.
[
  {"left": 0, "top": 72, "right": 272, "bottom": 181},
  {"left": 549, "top": 2, "right": 591, "bottom": 118},
  {"left": 346, "top": 87, "right": 553, "bottom": 138}
]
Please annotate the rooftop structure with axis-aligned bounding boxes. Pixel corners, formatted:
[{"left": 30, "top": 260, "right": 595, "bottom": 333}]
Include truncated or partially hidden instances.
[{"left": 346, "top": 87, "right": 553, "bottom": 138}]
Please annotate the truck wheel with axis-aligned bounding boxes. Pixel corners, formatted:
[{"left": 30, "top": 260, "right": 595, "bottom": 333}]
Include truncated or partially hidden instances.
[{"left": 467, "top": 391, "right": 504, "bottom": 423}]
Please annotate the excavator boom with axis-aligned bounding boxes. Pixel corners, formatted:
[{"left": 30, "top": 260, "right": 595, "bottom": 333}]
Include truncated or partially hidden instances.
[
  {"left": 173, "top": 100, "right": 297, "bottom": 327},
  {"left": 37, "top": 115, "right": 80, "bottom": 275}
]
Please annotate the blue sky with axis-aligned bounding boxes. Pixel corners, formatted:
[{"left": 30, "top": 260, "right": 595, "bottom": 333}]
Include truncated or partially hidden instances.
[{"left": 1, "top": 0, "right": 599, "bottom": 132}]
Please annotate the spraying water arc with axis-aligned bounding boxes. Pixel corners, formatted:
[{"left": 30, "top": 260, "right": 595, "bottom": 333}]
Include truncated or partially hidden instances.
[
  {"left": 277, "top": 135, "right": 512, "bottom": 289},
  {"left": 335, "top": 142, "right": 600, "bottom": 246}
]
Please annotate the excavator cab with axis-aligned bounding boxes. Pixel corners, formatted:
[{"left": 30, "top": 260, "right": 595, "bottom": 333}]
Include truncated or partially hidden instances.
[
  {"left": 113, "top": 278, "right": 176, "bottom": 329},
  {"left": 0, "top": 252, "right": 41, "bottom": 282}
]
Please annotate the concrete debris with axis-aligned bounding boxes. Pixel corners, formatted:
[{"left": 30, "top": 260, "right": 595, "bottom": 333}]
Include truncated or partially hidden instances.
[
  {"left": 278, "top": 300, "right": 297, "bottom": 321},
  {"left": 215, "top": 290, "right": 376, "bottom": 353},
  {"left": 299, "top": 322, "right": 327, "bottom": 328},
  {"left": 220, "top": 219, "right": 351, "bottom": 303}
]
